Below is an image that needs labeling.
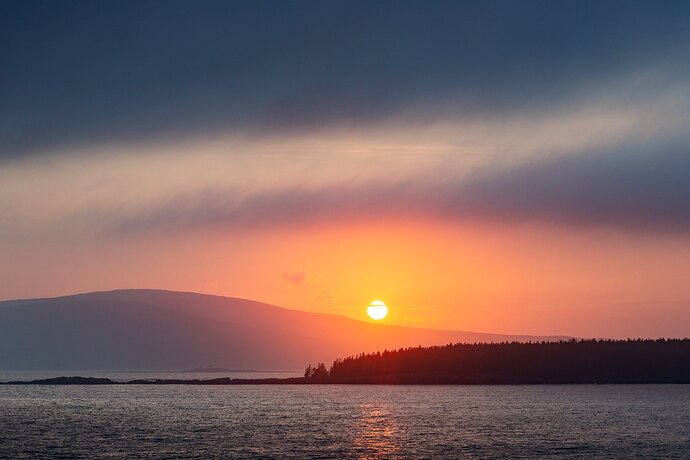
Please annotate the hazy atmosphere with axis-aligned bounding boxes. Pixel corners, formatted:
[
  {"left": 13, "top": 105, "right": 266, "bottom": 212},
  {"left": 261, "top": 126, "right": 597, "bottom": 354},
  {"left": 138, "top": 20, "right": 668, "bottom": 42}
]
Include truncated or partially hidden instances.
[
  {"left": 2, "top": 3, "right": 690, "bottom": 459},
  {"left": 2, "top": 0, "right": 689, "bottom": 338}
]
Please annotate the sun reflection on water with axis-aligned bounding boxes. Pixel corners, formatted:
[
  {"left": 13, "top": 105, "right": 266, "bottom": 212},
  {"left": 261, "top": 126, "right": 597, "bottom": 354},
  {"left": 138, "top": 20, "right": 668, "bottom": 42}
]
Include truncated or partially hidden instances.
[{"left": 351, "top": 402, "right": 403, "bottom": 459}]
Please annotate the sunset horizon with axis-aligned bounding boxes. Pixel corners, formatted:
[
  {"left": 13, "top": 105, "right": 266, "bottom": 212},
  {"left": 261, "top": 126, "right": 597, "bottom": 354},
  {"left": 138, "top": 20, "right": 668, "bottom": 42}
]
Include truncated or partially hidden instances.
[
  {"left": 1, "top": 1, "right": 689, "bottom": 457},
  {"left": 2, "top": 286, "right": 686, "bottom": 340}
]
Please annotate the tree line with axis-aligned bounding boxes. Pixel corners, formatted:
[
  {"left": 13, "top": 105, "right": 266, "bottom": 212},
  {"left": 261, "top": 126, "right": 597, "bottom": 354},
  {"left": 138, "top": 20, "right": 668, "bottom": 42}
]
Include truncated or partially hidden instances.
[{"left": 305, "top": 339, "right": 690, "bottom": 384}]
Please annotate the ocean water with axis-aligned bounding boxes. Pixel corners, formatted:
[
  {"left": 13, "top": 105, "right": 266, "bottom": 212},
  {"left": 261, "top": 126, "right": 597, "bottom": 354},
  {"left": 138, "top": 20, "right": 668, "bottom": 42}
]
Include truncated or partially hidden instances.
[{"left": 1, "top": 384, "right": 688, "bottom": 459}]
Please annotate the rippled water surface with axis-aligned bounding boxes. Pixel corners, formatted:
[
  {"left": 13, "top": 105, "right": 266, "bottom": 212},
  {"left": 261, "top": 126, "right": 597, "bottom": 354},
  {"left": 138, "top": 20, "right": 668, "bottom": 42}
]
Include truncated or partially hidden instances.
[{"left": 1, "top": 385, "right": 688, "bottom": 459}]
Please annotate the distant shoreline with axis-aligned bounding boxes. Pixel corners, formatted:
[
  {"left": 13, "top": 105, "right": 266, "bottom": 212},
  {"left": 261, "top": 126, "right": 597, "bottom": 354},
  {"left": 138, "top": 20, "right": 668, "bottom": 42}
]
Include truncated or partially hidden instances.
[
  {"left": 4, "top": 339, "right": 688, "bottom": 386},
  {"left": 2, "top": 376, "right": 689, "bottom": 385}
]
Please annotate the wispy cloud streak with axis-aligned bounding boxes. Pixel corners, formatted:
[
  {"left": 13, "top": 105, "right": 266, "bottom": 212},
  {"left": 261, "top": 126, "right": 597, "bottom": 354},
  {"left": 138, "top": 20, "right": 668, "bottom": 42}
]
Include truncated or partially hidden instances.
[{"left": 111, "top": 144, "right": 690, "bottom": 234}]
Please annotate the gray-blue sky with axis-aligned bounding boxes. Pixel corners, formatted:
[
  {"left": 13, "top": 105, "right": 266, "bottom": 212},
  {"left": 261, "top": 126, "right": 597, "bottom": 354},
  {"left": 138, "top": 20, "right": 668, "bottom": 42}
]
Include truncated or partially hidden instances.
[{"left": 2, "top": 0, "right": 690, "bottom": 158}]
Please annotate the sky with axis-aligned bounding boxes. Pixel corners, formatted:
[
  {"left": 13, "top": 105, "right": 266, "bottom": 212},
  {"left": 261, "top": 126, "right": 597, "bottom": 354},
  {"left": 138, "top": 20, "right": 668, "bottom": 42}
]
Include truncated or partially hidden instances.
[{"left": 1, "top": 0, "right": 689, "bottom": 338}]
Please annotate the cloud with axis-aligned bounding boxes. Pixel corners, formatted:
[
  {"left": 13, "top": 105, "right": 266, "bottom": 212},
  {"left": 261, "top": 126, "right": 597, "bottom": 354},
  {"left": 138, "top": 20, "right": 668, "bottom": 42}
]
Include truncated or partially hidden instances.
[
  {"left": 281, "top": 271, "right": 337, "bottom": 308},
  {"left": 282, "top": 271, "right": 307, "bottom": 285},
  {"left": 108, "top": 140, "right": 690, "bottom": 234},
  {"left": 2, "top": 1, "right": 690, "bottom": 158}
]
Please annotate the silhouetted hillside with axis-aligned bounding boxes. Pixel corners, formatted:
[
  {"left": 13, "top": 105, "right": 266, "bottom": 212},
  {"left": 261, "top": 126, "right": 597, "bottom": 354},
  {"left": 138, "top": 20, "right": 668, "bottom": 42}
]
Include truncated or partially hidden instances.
[
  {"left": 0, "top": 289, "right": 568, "bottom": 370},
  {"left": 320, "top": 339, "right": 690, "bottom": 383}
]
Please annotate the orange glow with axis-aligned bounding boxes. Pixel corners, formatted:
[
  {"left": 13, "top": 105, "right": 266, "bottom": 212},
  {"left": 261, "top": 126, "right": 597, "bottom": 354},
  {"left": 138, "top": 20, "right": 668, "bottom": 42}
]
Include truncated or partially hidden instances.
[{"left": 5, "top": 218, "right": 689, "bottom": 339}]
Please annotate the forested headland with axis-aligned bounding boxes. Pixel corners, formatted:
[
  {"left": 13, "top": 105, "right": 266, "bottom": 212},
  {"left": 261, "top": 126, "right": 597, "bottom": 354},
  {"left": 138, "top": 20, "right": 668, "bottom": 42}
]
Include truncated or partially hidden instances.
[{"left": 306, "top": 339, "right": 690, "bottom": 384}]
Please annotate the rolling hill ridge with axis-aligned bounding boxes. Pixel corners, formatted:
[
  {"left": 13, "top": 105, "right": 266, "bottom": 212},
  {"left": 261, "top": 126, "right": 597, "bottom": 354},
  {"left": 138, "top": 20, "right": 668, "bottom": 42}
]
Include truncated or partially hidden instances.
[{"left": 0, "top": 289, "right": 569, "bottom": 370}]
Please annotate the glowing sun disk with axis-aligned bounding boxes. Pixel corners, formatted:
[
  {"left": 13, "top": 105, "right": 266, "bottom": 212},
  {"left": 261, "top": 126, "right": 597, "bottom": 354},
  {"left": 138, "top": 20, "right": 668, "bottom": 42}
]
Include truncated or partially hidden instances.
[{"left": 367, "top": 300, "right": 388, "bottom": 320}]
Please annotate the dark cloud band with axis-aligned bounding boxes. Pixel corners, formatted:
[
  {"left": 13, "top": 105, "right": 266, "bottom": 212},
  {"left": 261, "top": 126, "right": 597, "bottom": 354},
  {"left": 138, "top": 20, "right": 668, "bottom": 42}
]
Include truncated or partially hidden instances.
[{"left": 2, "top": 0, "right": 690, "bottom": 158}]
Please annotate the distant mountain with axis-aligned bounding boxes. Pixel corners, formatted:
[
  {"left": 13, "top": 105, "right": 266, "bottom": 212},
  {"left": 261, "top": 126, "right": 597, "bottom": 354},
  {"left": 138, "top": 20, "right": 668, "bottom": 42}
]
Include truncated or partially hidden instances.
[{"left": 0, "top": 289, "right": 569, "bottom": 370}]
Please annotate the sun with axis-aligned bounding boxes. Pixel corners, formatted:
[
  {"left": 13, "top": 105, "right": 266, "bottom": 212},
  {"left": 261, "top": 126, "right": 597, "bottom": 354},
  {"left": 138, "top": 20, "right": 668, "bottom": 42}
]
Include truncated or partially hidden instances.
[{"left": 367, "top": 300, "right": 388, "bottom": 320}]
